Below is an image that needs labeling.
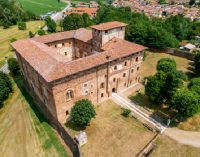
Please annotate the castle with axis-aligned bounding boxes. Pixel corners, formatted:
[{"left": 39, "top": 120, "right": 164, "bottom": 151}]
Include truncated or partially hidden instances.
[{"left": 12, "top": 21, "right": 146, "bottom": 123}]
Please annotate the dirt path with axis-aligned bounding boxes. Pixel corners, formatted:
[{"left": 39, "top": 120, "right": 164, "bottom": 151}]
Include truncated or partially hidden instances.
[{"left": 164, "top": 128, "right": 200, "bottom": 148}]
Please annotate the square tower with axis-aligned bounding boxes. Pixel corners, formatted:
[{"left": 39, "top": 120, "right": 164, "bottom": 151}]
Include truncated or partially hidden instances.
[{"left": 91, "top": 21, "right": 127, "bottom": 51}]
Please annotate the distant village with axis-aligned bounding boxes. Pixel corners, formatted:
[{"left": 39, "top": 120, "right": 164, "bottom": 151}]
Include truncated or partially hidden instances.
[{"left": 61, "top": 0, "right": 200, "bottom": 21}]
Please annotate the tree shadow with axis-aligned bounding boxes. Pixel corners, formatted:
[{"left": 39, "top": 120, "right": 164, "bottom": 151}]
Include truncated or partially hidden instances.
[{"left": 13, "top": 76, "right": 49, "bottom": 124}]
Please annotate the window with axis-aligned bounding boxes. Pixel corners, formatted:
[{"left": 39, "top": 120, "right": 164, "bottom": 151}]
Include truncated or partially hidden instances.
[
  {"left": 66, "top": 90, "right": 73, "bottom": 101},
  {"left": 137, "top": 67, "right": 140, "bottom": 71},
  {"left": 124, "top": 83, "right": 126, "bottom": 87},
  {"left": 101, "top": 93, "right": 104, "bottom": 98},
  {"left": 114, "top": 65, "right": 117, "bottom": 70},
  {"left": 100, "top": 82, "right": 105, "bottom": 88},
  {"left": 130, "top": 80, "right": 132, "bottom": 84},
  {"left": 120, "top": 27, "right": 123, "bottom": 30},
  {"left": 135, "top": 77, "right": 137, "bottom": 81},
  {"left": 105, "top": 30, "right": 108, "bottom": 34},
  {"left": 62, "top": 43, "right": 65, "bottom": 46},
  {"left": 136, "top": 57, "right": 138, "bottom": 62},
  {"left": 66, "top": 110, "right": 69, "bottom": 115},
  {"left": 113, "top": 78, "right": 116, "bottom": 82},
  {"left": 84, "top": 90, "right": 89, "bottom": 95},
  {"left": 65, "top": 52, "right": 67, "bottom": 56},
  {"left": 124, "top": 61, "right": 127, "bottom": 66},
  {"left": 83, "top": 83, "right": 88, "bottom": 88},
  {"left": 131, "top": 69, "right": 134, "bottom": 73},
  {"left": 69, "top": 42, "right": 71, "bottom": 44},
  {"left": 105, "top": 74, "right": 107, "bottom": 78},
  {"left": 55, "top": 45, "right": 57, "bottom": 48},
  {"left": 123, "top": 73, "right": 126, "bottom": 77}
]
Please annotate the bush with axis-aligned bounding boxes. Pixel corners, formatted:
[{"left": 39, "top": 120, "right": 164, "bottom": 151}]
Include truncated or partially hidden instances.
[
  {"left": 121, "top": 108, "right": 131, "bottom": 117},
  {"left": 70, "top": 99, "right": 96, "bottom": 127},
  {"left": 17, "top": 21, "right": 27, "bottom": 30},
  {"left": 29, "top": 31, "right": 34, "bottom": 38},
  {"left": 10, "top": 38, "right": 17, "bottom": 43},
  {"left": 157, "top": 58, "right": 176, "bottom": 73},
  {"left": 45, "top": 16, "right": 56, "bottom": 33},
  {"left": 0, "top": 72, "right": 13, "bottom": 107},
  {"left": 8, "top": 58, "right": 20, "bottom": 76},
  {"left": 2, "top": 22, "right": 10, "bottom": 29},
  {"left": 38, "top": 29, "right": 45, "bottom": 36},
  {"left": 188, "top": 78, "right": 200, "bottom": 95},
  {"left": 194, "top": 52, "right": 200, "bottom": 75}
]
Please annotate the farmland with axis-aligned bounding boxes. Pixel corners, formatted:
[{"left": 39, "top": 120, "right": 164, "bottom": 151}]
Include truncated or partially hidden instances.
[{"left": 18, "top": 0, "right": 66, "bottom": 15}]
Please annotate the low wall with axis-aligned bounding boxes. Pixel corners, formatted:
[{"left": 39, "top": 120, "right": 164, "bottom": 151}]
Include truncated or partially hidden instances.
[{"left": 163, "top": 48, "right": 195, "bottom": 61}]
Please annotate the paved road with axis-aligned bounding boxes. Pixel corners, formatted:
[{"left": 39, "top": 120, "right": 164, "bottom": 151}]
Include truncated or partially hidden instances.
[{"left": 43, "top": 1, "right": 71, "bottom": 31}]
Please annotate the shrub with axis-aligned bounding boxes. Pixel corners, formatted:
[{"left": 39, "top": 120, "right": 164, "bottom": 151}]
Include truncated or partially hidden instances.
[
  {"left": 29, "top": 31, "right": 34, "bottom": 38},
  {"left": 70, "top": 99, "right": 96, "bottom": 127},
  {"left": 10, "top": 38, "right": 17, "bottom": 43},
  {"left": 156, "top": 58, "right": 176, "bottom": 73},
  {"left": 0, "top": 72, "right": 13, "bottom": 107},
  {"left": 8, "top": 58, "right": 20, "bottom": 76},
  {"left": 17, "top": 21, "right": 27, "bottom": 30},
  {"left": 121, "top": 108, "right": 131, "bottom": 117},
  {"left": 38, "top": 29, "right": 45, "bottom": 36}
]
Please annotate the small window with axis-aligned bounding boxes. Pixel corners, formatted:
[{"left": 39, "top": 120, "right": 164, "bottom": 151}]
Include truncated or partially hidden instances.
[
  {"left": 55, "top": 45, "right": 57, "bottom": 48},
  {"left": 136, "top": 57, "right": 138, "bottom": 62},
  {"left": 113, "top": 78, "right": 116, "bottom": 82},
  {"left": 120, "top": 27, "right": 123, "bottom": 30},
  {"left": 84, "top": 90, "right": 89, "bottom": 95},
  {"left": 131, "top": 69, "right": 134, "bottom": 73},
  {"left": 105, "top": 30, "right": 108, "bottom": 34},
  {"left": 135, "top": 77, "right": 137, "bottom": 81},
  {"left": 130, "top": 80, "right": 132, "bottom": 84},
  {"left": 62, "top": 43, "right": 65, "bottom": 46},
  {"left": 114, "top": 65, "right": 117, "bottom": 70},
  {"left": 105, "top": 74, "right": 107, "bottom": 78},
  {"left": 101, "top": 93, "right": 104, "bottom": 98},
  {"left": 124, "top": 83, "right": 126, "bottom": 87},
  {"left": 100, "top": 82, "right": 105, "bottom": 88},
  {"left": 65, "top": 52, "right": 67, "bottom": 56},
  {"left": 66, "top": 90, "right": 73, "bottom": 101},
  {"left": 123, "top": 73, "right": 126, "bottom": 77},
  {"left": 69, "top": 42, "right": 72, "bottom": 44},
  {"left": 83, "top": 83, "right": 88, "bottom": 87},
  {"left": 137, "top": 67, "right": 140, "bottom": 71},
  {"left": 66, "top": 110, "right": 69, "bottom": 115},
  {"left": 124, "top": 61, "right": 127, "bottom": 66}
]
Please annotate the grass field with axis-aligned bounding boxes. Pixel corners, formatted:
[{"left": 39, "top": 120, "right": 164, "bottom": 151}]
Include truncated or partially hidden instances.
[
  {"left": 152, "top": 135, "right": 200, "bottom": 157},
  {"left": 66, "top": 100, "right": 155, "bottom": 157},
  {"left": 18, "top": 0, "right": 66, "bottom": 15},
  {"left": 0, "top": 80, "right": 70, "bottom": 157},
  {"left": 0, "top": 21, "right": 44, "bottom": 67}
]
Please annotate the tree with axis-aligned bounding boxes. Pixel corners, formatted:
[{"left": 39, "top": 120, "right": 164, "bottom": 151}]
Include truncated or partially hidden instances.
[
  {"left": 45, "top": 16, "right": 56, "bottom": 33},
  {"left": 70, "top": 99, "right": 96, "bottom": 127},
  {"left": 8, "top": 58, "right": 20, "bottom": 76},
  {"left": 0, "top": 72, "right": 13, "bottom": 107},
  {"left": 188, "top": 78, "right": 200, "bottom": 95},
  {"left": 145, "top": 71, "right": 167, "bottom": 104},
  {"left": 62, "top": 13, "right": 84, "bottom": 31},
  {"left": 156, "top": 58, "right": 176, "bottom": 73},
  {"left": 82, "top": 13, "right": 92, "bottom": 27},
  {"left": 38, "top": 29, "right": 45, "bottom": 36},
  {"left": 17, "top": 21, "right": 26, "bottom": 30},
  {"left": 158, "top": 0, "right": 166, "bottom": 4},
  {"left": 29, "top": 31, "right": 34, "bottom": 38},
  {"left": 170, "top": 89, "right": 200, "bottom": 117},
  {"left": 189, "top": 0, "right": 196, "bottom": 5},
  {"left": 194, "top": 52, "right": 200, "bottom": 75}
]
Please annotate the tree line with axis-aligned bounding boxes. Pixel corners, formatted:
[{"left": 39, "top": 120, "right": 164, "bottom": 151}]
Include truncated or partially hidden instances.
[{"left": 0, "top": 0, "right": 36, "bottom": 29}]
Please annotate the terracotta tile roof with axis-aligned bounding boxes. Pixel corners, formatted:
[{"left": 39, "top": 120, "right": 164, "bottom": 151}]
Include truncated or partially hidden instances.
[
  {"left": 12, "top": 23, "right": 146, "bottom": 83},
  {"left": 33, "top": 28, "right": 92, "bottom": 44},
  {"left": 91, "top": 21, "right": 127, "bottom": 30}
]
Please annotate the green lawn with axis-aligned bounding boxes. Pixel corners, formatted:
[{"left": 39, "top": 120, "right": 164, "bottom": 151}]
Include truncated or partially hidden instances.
[
  {"left": 18, "top": 0, "right": 66, "bottom": 15},
  {"left": 0, "top": 21, "right": 44, "bottom": 67}
]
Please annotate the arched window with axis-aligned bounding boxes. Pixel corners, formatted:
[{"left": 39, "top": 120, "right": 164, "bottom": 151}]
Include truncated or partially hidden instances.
[
  {"left": 100, "top": 82, "right": 105, "bottom": 88},
  {"left": 113, "top": 78, "right": 116, "bottom": 82},
  {"left": 124, "top": 61, "right": 127, "bottom": 66},
  {"left": 136, "top": 57, "right": 138, "bottom": 62},
  {"left": 101, "top": 93, "right": 104, "bottom": 98},
  {"left": 114, "top": 65, "right": 117, "bottom": 70},
  {"left": 123, "top": 73, "right": 126, "bottom": 77},
  {"left": 66, "top": 90, "right": 73, "bottom": 101}
]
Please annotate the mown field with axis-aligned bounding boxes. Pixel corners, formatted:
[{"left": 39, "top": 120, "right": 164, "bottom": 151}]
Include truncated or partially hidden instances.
[
  {"left": 0, "top": 21, "right": 44, "bottom": 67},
  {"left": 66, "top": 100, "right": 156, "bottom": 157},
  {"left": 0, "top": 80, "right": 70, "bottom": 157},
  {"left": 18, "top": 0, "right": 66, "bottom": 15}
]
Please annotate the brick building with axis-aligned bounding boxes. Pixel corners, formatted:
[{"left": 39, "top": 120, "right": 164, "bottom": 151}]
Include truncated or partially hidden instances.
[{"left": 12, "top": 21, "right": 146, "bottom": 123}]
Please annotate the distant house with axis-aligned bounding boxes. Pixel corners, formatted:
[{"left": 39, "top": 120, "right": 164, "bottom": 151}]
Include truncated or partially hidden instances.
[
  {"left": 64, "top": 8, "right": 98, "bottom": 18},
  {"left": 183, "top": 43, "right": 196, "bottom": 52}
]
